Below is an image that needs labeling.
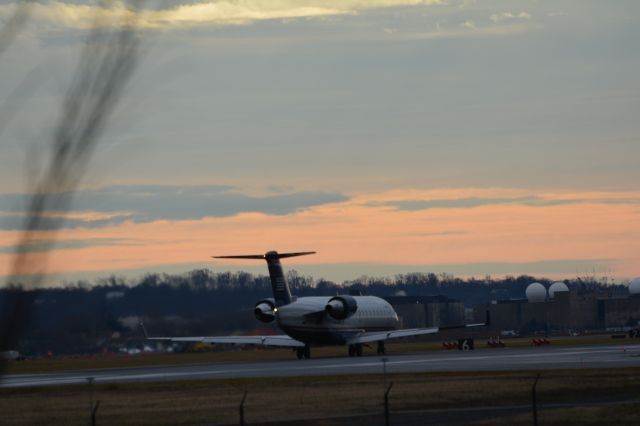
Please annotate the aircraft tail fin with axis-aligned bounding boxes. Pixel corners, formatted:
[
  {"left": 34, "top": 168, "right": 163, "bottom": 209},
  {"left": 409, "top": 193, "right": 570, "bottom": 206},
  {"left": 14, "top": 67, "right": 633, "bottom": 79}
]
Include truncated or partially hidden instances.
[{"left": 213, "top": 251, "right": 315, "bottom": 306}]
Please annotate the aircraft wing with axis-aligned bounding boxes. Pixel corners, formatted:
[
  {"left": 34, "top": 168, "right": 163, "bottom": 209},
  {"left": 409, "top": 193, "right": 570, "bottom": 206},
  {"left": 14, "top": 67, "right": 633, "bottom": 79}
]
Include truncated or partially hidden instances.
[
  {"left": 346, "top": 321, "right": 488, "bottom": 345},
  {"left": 146, "top": 335, "right": 305, "bottom": 348},
  {"left": 346, "top": 327, "right": 439, "bottom": 344},
  {"left": 140, "top": 323, "right": 305, "bottom": 347}
]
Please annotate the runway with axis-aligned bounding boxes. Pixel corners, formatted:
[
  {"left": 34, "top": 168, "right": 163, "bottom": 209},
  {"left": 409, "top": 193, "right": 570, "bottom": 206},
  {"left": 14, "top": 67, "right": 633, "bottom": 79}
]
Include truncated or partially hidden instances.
[{"left": 2, "top": 343, "right": 640, "bottom": 388}]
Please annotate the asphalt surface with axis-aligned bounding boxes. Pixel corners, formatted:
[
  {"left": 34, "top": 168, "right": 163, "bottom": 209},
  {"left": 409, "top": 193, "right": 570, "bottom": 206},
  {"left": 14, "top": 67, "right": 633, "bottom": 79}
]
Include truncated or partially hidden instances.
[{"left": 2, "top": 343, "right": 640, "bottom": 388}]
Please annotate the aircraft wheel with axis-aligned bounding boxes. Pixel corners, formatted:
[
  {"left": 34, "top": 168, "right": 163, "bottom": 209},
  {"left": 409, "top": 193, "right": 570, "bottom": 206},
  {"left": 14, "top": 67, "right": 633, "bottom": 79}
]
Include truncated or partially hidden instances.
[
  {"left": 296, "top": 347, "right": 304, "bottom": 359},
  {"left": 348, "top": 345, "right": 355, "bottom": 357},
  {"left": 355, "top": 344, "right": 363, "bottom": 357},
  {"left": 303, "top": 345, "right": 311, "bottom": 359},
  {"left": 377, "top": 341, "right": 386, "bottom": 355}
]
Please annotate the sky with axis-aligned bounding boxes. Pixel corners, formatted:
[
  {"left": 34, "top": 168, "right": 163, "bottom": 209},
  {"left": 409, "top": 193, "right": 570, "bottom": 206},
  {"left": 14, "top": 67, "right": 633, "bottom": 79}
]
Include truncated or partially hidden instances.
[{"left": 0, "top": 0, "right": 639, "bottom": 284}]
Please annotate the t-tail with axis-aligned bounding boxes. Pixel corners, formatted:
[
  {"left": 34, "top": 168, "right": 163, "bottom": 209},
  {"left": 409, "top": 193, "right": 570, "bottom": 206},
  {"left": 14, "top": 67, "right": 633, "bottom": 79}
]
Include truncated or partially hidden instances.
[{"left": 213, "top": 251, "right": 315, "bottom": 306}]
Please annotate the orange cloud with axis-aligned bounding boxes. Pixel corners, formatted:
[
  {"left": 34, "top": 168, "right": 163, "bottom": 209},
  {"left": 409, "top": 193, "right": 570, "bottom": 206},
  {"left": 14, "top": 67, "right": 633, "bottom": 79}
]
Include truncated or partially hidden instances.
[{"left": 1, "top": 188, "right": 639, "bottom": 280}]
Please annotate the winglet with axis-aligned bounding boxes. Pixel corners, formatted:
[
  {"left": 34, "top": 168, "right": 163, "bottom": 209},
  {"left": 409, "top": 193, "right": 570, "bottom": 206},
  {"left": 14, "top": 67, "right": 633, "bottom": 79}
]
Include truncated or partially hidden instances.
[
  {"left": 139, "top": 322, "right": 149, "bottom": 339},
  {"left": 212, "top": 251, "right": 316, "bottom": 260}
]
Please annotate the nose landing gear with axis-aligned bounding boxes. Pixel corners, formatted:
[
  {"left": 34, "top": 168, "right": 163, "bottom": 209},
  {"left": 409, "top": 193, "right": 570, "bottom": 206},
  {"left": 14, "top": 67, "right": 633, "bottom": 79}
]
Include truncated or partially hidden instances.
[{"left": 296, "top": 345, "right": 311, "bottom": 359}]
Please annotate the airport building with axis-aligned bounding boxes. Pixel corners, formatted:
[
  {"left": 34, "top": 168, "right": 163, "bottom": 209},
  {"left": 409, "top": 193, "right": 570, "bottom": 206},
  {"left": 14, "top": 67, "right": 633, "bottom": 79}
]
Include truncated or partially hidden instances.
[
  {"left": 384, "top": 295, "right": 465, "bottom": 328},
  {"left": 474, "top": 279, "right": 640, "bottom": 333}
]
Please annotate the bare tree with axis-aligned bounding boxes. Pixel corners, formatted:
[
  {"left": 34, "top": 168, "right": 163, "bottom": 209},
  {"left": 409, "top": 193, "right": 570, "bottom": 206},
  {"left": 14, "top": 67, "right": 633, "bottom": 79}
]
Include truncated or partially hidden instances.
[{"left": 0, "top": 1, "right": 144, "bottom": 374}]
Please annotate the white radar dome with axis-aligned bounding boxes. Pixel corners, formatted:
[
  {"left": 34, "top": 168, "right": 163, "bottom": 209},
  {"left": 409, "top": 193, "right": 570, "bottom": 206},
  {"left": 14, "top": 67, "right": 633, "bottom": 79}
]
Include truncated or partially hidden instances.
[
  {"left": 526, "top": 282, "right": 547, "bottom": 303},
  {"left": 548, "top": 282, "right": 569, "bottom": 299},
  {"left": 629, "top": 278, "right": 640, "bottom": 295}
]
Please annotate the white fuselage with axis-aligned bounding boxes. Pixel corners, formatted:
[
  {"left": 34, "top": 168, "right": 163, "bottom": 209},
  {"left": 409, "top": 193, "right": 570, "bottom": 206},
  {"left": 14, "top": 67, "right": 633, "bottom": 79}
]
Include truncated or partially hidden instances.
[{"left": 275, "top": 296, "right": 400, "bottom": 345}]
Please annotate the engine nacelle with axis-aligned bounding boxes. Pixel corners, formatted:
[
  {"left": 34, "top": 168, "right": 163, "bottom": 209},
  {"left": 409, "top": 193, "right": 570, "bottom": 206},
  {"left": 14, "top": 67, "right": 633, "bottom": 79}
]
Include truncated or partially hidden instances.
[
  {"left": 254, "top": 299, "right": 276, "bottom": 323},
  {"left": 325, "top": 295, "right": 358, "bottom": 320}
]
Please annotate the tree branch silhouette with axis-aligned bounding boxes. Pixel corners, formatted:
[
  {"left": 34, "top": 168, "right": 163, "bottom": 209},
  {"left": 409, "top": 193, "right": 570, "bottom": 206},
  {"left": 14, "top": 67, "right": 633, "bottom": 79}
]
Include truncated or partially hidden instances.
[
  {"left": 1, "top": 1, "right": 143, "bottom": 373},
  {"left": 0, "top": 0, "right": 31, "bottom": 58}
]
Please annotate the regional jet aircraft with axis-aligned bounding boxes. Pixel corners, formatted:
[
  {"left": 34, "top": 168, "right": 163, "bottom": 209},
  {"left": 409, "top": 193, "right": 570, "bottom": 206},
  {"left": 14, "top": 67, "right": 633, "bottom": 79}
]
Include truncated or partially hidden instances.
[{"left": 142, "top": 251, "right": 487, "bottom": 359}]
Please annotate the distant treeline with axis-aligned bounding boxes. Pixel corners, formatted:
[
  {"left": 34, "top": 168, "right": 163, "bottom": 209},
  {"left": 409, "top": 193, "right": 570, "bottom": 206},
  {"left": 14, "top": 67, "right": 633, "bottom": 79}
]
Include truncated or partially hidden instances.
[{"left": 0, "top": 269, "right": 628, "bottom": 355}]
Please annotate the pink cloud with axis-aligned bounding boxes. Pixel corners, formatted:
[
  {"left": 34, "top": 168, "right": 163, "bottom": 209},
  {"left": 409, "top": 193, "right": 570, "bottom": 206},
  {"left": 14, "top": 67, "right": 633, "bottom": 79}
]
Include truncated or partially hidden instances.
[{"left": 1, "top": 188, "right": 639, "bottom": 279}]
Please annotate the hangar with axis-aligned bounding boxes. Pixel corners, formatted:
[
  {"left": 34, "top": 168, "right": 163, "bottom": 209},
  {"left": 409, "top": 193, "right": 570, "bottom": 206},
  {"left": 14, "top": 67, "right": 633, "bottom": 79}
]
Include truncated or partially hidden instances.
[
  {"left": 384, "top": 295, "right": 465, "bottom": 328},
  {"left": 474, "top": 280, "right": 640, "bottom": 333}
]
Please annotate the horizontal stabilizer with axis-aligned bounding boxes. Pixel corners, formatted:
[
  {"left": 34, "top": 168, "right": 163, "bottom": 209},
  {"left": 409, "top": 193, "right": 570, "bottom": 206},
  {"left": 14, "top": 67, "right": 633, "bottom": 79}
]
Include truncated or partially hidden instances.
[
  {"left": 213, "top": 251, "right": 316, "bottom": 260},
  {"left": 277, "top": 251, "right": 316, "bottom": 258},
  {"left": 213, "top": 255, "right": 265, "bottom": 259},
  {"left": 213, "top": 250, "right": 315, "bottom": 306}
]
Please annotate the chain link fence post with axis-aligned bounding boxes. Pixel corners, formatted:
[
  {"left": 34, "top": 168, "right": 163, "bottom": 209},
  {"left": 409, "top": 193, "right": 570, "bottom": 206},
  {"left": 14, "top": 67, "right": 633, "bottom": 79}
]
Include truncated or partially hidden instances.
[
  {"left": 532, "top": 373, "right": 541, "bottom": 426},
  {"left": 384, "top": 381, "right": 393, "bottom": 426},
  {"left": 239, "top": 391, "right": 248, "bottom": 426}
]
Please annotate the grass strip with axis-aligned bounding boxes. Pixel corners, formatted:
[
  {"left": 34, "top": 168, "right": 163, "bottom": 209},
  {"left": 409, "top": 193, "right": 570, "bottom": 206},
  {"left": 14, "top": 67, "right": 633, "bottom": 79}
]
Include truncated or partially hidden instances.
[{"left": 1, "top": 367, "right": 640, "bottom": 425}]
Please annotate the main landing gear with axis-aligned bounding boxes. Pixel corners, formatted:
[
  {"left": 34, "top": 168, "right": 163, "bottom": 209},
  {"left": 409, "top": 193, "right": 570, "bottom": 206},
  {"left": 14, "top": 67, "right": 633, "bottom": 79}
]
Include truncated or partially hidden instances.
[
  {"left": 296, "top": 343, "right": 385, "bottom": 359},
  {"left": 348, "top": 342, "right": 385, "bottom": 356},
  {"left": 348, "top": 344, "right": 363, "bottom": 357},
  {"left": 296, "top": 345, "right": 311, "bottom": 359}
]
